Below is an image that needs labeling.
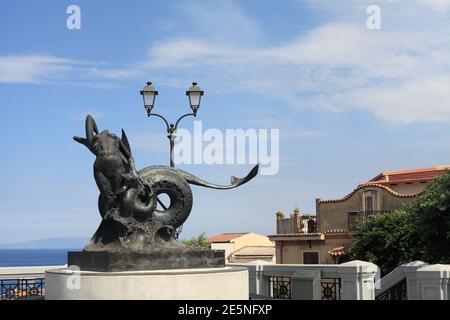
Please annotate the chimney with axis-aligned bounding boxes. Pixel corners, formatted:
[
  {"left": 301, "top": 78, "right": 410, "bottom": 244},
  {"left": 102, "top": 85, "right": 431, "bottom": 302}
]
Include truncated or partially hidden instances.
[
  {"left": 293, "top": 208, "right": 302, "bottom": 233},
  {"left": 276, "top": 211, "right": 284, "bottom": 234},
  {"left": 276, "top": 211, "right": 284, "bottom": 220},
  {"left": 315, "top": 198, "right": 321, "bottom": 233}
]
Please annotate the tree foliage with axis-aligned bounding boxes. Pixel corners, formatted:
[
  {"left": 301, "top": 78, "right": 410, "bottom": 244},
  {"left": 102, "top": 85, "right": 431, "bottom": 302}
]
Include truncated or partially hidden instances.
[
  {"left": 351, "top": 210, "right": 413, "bottom": 275},
  {"left": 181, "top": 232, "right": 210, "bottom": 249},
  {"left": 352, "top": 170, "right": 450, "bottom": 275},
  {"left": 409, "top": 170, "right": 450, "bottom": 263}
]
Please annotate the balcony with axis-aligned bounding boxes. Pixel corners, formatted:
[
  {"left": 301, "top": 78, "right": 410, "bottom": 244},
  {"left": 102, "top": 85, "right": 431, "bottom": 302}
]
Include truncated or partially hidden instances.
[{"left": 348, "top": 210, "right": 395, "bottom": 231}]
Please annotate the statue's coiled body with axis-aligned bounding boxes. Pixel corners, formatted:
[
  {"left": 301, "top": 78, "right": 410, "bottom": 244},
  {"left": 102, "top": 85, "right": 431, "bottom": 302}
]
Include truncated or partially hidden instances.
[{"left": 74, "top": 115, "right": 258, "bottom": 251}]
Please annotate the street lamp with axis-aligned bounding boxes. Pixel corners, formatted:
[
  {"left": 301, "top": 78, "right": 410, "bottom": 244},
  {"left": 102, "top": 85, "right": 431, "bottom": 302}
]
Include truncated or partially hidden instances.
[
  {"left": 140, "top": 81, "right": 204, "bottom": 239},
  {"left": 186, "top": 82, "right": 204, "bottom": 114},
  {"left": 140, "top": 81, "right": 158, "bottom": 115},
  {"left": 140, "top": 81, "right": 203, "bottom": 168}
]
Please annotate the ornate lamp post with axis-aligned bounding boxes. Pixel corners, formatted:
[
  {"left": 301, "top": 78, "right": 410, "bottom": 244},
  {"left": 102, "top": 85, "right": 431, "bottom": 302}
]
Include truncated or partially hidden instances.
[
  {"left": 140, "top": 81, "right": 204, "bottom": 167},
  {"left": 140, "top": 81, "right": 204, "bottom": 238}
]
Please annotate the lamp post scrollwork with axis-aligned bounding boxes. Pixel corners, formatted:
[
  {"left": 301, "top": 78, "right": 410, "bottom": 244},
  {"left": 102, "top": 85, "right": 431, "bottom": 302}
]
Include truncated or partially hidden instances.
[{"left": 140, "top": 81, "right": 204, "bottom": 168}]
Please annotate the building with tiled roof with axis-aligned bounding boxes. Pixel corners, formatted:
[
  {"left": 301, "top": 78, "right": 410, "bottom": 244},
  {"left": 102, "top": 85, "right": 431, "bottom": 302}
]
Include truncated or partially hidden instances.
[
  {"left": 362, "top": 165, "right": 450, "bottom": 194},
  {"left": 207, "top": 233, "right": 249, "bottom": 243},
  {"left": 208, "top": 232, "right": 274, "bottom": 263},
  {"left": 227, "top": 246, "right": 275, "bottom": 263},
  {"left": 269, "top": 165, "right": 449, "bottom": 265}
]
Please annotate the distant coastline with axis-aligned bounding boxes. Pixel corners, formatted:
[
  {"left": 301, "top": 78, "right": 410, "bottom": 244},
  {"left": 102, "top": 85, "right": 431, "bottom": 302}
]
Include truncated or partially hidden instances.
[
  {"left": 0, "top": 237, "right": 89, "bottom": 250},
  {"left": 0, "top": 248, "right": 77, "bottom": 267}
]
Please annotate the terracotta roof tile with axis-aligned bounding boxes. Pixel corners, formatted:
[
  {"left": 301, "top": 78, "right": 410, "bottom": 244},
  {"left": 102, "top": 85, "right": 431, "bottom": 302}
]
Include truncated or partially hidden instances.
[
  {"left": 268, "top": 233, "right": 325, "bottom": 241},
  {"left": 325, "top": 229, "right": 348, "bottom": 234},
  {"left": 207, "top": 232, "right": 249, "bottom": 243},
  {"left": 328, "top": 246, "right": 350, "bottom": 256},
  {"left": 268, "top": 232, "right": 322, "bottom": 237},
  {"left": 319, "top": 166, "right": 449, "bottom": 204},
  {"left": 317, "top": 183, "right": 421, "bottom": 204},
  {"left": 366, "top": 165, "right": 450, "bottom": 185}
]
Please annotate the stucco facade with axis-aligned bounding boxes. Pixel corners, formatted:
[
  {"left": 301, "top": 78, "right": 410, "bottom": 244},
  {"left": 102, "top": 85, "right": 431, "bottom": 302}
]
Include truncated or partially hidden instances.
[
  {"left": 208, "top": 232, "right": 275, "bottom": 263},
  {"left": 316, "top": 184, "right": 418, "bottom": 233},
  {"left": 274, "top": 234, "right": 351, "bottom": 264},
  {"left": 269, "top": 166, "right": 449, "bottom": 265}
]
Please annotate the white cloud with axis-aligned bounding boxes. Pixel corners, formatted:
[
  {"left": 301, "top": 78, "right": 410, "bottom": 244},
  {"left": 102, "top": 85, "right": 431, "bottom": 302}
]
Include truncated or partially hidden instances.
[
  {"left": 88, "top": 66, "right": 141, "bottom": 79},
  {"left": 130, "top": 1, "right": 450, "bottom": 124},
  {"left": 117, "top": 20, "right": 450, "bottom": 124},
  {"left": 5, "top": 1, "right": 450, "bottom": 124},
  {"left": 68, "top": 110, "right": 107, "bottom": 121},
  {"left": 0, "top": 54, "right": 80, "bottom": 84},
  {"left": 332, "top": 77, "right": 450, "bottom": 123},
  {"left": 176, "top": 1, "right": 264, "bottom": 46},
  {"left": 416, "top": 0, "right": 450, "bottom": 11}
]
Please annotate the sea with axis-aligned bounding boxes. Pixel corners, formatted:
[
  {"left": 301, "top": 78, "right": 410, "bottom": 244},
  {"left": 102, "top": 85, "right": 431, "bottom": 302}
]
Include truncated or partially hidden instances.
[{"left": 0, "top": 249, "right": 75, "bottom": 267}]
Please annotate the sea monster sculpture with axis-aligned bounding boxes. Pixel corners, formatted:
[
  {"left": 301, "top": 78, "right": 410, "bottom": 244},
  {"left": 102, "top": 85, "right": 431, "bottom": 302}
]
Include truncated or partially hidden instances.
[{"left": 74, "top": 115, "right": 259, "bottom": 251}]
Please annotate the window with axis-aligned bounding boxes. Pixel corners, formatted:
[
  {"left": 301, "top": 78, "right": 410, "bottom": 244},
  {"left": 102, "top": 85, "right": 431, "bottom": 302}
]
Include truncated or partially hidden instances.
[
  {"left": 307, "top": 219, "right": 317, "bottom": 233},
  {"left": 365, "top": 195, "right": 373, "bottom": 212},
  {"left": 303, "top": 251, "right": 319, "bottom": 264},
  {"left": 348, "top": 211, "right": 359, "bottom": 231}
]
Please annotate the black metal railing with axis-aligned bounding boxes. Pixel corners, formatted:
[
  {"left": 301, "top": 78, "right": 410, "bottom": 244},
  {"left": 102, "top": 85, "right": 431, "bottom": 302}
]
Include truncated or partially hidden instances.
[
  {"left": 267, "top": 276, "right": 342, "bottom": 300},
  {"left": 375, "top": 278, "right": 407, "bottom": 300},
  {"left": 268, "top": 276, "right": 292, "bottom": 299},
  {"left": 321, "top": 277, "right": 342, "bottom": 300},
  {"left": 0, "top": 278, "right": 45, "bottom": 300},
  {"left": 348, "top": 210, "right": 395, "bottom": 231}
]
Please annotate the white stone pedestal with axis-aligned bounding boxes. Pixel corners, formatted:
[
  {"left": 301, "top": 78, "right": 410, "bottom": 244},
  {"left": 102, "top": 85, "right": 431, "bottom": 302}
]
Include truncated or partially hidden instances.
[
  {"left": 45, "top": 266, "right": 248, "bottom": 300},
  {"left": 416, "top": 264, "right": 450, "bottom": 300}
]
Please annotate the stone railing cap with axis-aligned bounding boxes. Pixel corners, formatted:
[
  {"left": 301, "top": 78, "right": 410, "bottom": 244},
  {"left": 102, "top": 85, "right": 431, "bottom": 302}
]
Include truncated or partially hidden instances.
[
  {"left": 402, "top": 260, "right": 426, "bottom": 267},
  {"left": 417, "top": 264, "right": 450, "bottom": 272},
  {"left": 243, "top": 260, "right": 274, "bottom": 265},
  {"left": 340, "top": 260, "right": 377, "bottom": 267}
]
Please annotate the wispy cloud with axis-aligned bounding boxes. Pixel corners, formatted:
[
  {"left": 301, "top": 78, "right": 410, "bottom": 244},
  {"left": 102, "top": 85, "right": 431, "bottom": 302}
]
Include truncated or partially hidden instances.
[
  {"left": 4, "top": 1, "right": 450, "bottom": 124},
  {"left": 176, "top": 1, "right": 265, "bottom": 46},
  {"left": 417, "top": 0, "right": 450, "bottom": 11},
  {"left": 0, "top": 54, "right": 78, "bottom": 84},
  {"left": 0, "top": 54, "right": 111, "bottom": 88},
  {"left": 332, "top": 76, "right": 450, "bottom": 123},
  {"left": 86, "top": 1, "right": 450, "bottom": 124},
  {"left": 68, "top": 110, "right": 107, "bottom": 121}
]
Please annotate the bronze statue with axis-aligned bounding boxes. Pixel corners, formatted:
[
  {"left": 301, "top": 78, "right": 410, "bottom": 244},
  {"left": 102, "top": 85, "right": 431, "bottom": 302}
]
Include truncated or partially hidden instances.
[{"left": 74, "top": 115, "right": 258, "bottom": 252}]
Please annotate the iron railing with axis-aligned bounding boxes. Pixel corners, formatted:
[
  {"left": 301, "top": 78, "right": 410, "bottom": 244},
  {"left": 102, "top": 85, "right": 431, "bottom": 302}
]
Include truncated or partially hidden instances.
[
  {"left": 268, "top": 276, "right": 342, "bottom": 300},
  {"left": 376, "top": 278, "right": 407, "bottom": 300},
  {"left": 321, "top": 277, "right": 342, "bottom": 300},
  {"left": 0, "top": 278, "right": 45, "bottom": 300},
  {"left": 268, "top": 276, "right": 291, "bottom": 299},
  {"left": 348, "top": 210, "right": 396, "bottom": 231}
]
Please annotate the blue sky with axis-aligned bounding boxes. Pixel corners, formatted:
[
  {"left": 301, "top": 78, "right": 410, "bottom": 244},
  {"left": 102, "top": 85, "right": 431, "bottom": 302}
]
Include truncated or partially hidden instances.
[{"left": 1, "top": 0, "right": 450, "bottom": 243}]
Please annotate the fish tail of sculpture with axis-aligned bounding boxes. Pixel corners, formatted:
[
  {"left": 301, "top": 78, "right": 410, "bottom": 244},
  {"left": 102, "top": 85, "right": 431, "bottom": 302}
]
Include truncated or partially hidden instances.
[{"left": 183, "top": 164, "right": 259, "bottom": 189}]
